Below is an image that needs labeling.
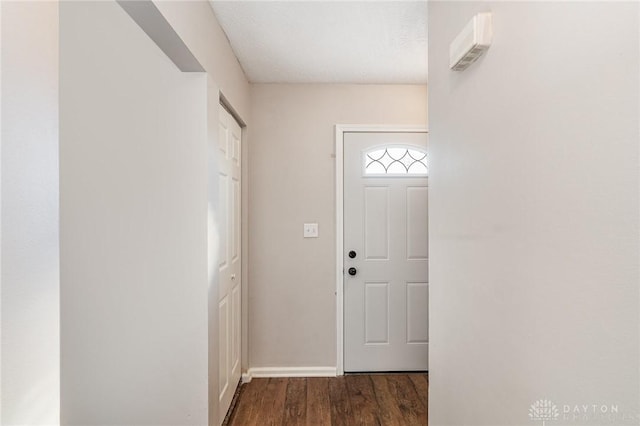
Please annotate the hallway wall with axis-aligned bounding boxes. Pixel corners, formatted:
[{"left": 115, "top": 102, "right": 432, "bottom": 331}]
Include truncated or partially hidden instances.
[
  {"left": 248, "top": 84, "right": 427, "bottom": 370},
  {"left": 428, "top": 3, "right": 640, "bottom": 424},
  {"left": 60, "top": 2, "right": 208, "bottom": 423},
  {"left": 0, "top": 2, "right": 60, "bottom": 424},
  {"left": 57, "top": 0, "right": 249, "bottom": 423}
]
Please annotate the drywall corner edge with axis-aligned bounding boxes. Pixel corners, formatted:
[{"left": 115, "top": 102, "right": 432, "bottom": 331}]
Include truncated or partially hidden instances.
[{"left": 117, "top": 0, "right": 204, "bottom": 72}]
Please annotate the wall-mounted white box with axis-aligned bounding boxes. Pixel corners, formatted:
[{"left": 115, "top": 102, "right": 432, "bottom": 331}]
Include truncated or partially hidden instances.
[{"left": 450, "top": 12, "right": 492, "bottom": 71}]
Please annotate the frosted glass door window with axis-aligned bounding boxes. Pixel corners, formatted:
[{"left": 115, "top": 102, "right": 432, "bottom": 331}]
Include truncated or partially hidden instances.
[{"left": 364, "top": 147, "right": 428, "bottom": 176}]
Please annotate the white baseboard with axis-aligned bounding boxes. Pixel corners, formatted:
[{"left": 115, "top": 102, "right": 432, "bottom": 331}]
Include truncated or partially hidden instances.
[
  {"left": 241, "top": 372, "right": 253, "bottom": 383},
  {"left": 246, "top": 366, "right": 337, "bottom": 378}
]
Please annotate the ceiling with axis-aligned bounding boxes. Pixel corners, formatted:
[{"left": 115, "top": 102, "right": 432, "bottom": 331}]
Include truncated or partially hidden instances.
[{"left": 209, "top": 1, "right": 428, "bottom": 84}]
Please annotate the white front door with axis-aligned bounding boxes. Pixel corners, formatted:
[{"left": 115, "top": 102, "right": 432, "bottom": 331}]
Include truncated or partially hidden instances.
[
  {"left": 344, "top": 131, "right": 429, "bottom": 372},
  {"left": 218, "top": 106, "right": 242, "bottom": 423}
]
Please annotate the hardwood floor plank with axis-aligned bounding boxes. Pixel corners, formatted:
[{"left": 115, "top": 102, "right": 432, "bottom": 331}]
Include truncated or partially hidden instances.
[
  {"left": 283, "top": 377, "right": 307, "bottom": 425},
  {"left": 257, "top": 378, "right": 288, "bottom": 425},
  {"left": 370, "top": 375, "right": 405, "bottom": 426},
  {"left": 228, "top": 378, "right": 268, "bottom": 426},
  {"left": 386, "top": 375, "right": 427, "bottom": 425},
  {"left": 408, "top": 374, "right": 428, "bottom": 410},
  {"left": 345, "top": 375, "right": 381, "bottom": 426},
  {"left": 306, "top": 377, "right": 332, "bottom": 425},
  {"left": 328, "top": 376, "right": 353, "bottom": 426}
]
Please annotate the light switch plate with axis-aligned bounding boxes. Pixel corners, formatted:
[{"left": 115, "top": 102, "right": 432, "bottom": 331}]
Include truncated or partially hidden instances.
[{"left": 304, "top": 223, "right": 319, "bottom": 238}]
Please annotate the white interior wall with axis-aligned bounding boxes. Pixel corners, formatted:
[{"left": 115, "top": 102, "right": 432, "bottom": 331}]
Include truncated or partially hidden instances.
[
  {"left": 428, "top": 3, "right": 640, "bottom": 425},
  {"left": 59, "top": 2, "right": 208, "bottom": 424},
  {"left": 0, "top": 2, "right": 60, "bottom": 424},
  {"left": 150, "top": 3, "right": 251, "bottom": 422},
  {"left": 248, "top": 84, "right": 427, "bottom": 370}
]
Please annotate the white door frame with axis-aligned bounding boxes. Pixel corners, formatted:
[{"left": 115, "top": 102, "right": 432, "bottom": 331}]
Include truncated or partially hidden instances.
[{"left": 334, "top": 124, "right": 429, "bottom": 375}]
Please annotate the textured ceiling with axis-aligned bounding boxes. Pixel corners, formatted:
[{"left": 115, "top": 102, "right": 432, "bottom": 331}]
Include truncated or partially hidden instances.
[{"left": 209, "top": 1, "right": 428, "bottom": 84}]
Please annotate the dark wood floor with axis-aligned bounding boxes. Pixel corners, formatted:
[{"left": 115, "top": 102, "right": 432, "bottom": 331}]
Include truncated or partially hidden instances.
[{"left": 226, "top": 373, "right": 428, "bottom": 425}]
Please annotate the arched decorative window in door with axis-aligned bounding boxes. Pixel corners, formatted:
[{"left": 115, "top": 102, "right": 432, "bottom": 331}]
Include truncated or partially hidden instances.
[{"left": 364, "top": 146, "right": 428, "bottom": 176}]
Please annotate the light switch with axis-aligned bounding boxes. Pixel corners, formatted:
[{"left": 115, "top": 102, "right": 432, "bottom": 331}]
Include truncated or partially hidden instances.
[{"left": 304, "top": 223, "right": 319, "bottom": 238}]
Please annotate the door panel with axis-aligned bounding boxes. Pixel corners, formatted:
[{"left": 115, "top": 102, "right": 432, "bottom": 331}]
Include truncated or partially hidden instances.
[
  {"left": 364, "top": 187, "right": 390, "bottom": 260},
  {"left": 232, "top": 284, "right": 241, "bottom": 372},
  {"left": 344, "top": 131, "right": 428, "bottom": 372},
  {"left": 218, "top": 297, "right": 229, "bottom": 396},
  {"left": 219, "top": 175, "right": 228, "bottom": 268},
  {"left": 218, "top": 107, "right": 242, "bottom": 424},
  {"left": 232, "top": 178, "right": 240, "bottom": 261},
  {"left": 407, "top": 187, "right": 429, "bottom": 259},
  {"left": 407, "top": 282, "right": 429, "bottom": 343},
  {"left": 365, "top": 282, "right": 390, "bottom": 344}
]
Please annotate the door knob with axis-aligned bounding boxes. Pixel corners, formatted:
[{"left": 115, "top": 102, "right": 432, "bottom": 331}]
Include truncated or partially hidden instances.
[
  {"left": 348, "top": 267, "right": 357, "bottom": 276},
  {"left": 348, "top": 250, "right": 357, "bottom": 259}
]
